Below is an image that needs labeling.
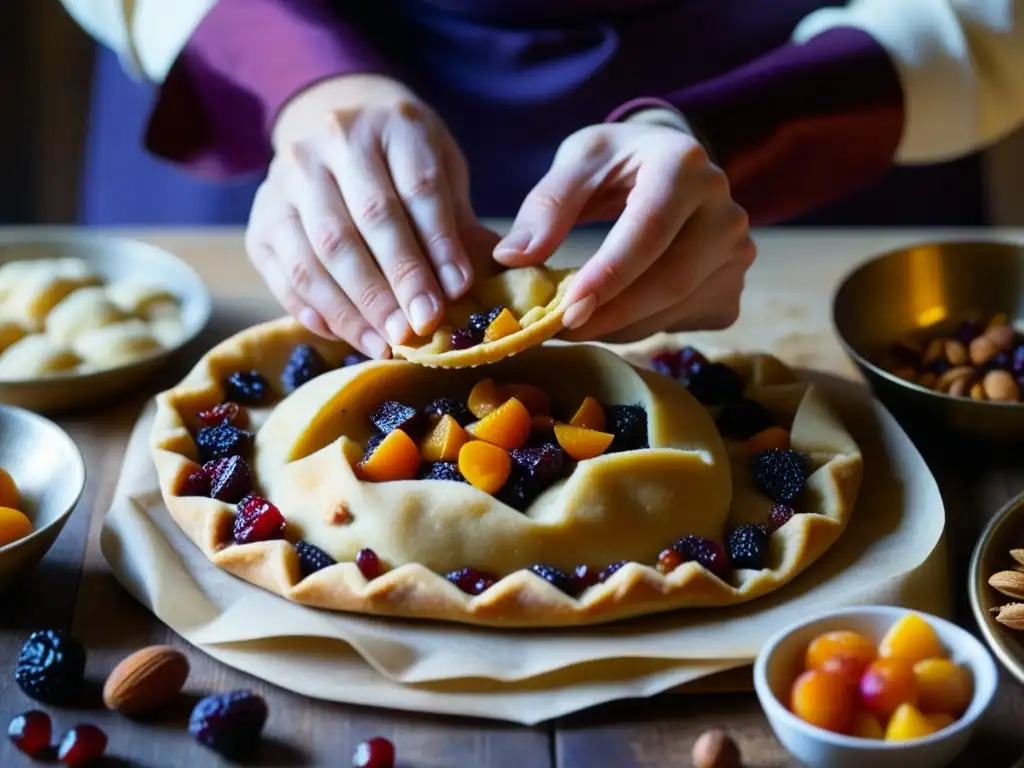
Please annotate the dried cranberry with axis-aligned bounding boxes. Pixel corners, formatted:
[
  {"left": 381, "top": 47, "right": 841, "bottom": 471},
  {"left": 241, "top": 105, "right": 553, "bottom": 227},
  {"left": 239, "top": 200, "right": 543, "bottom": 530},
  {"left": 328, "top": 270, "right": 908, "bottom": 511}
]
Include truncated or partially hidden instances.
[
  {"left": 57, "top": 724, "right": 107, "bottom": 767},
  {"left": 369, "top": 400, "right": 422, "bottom": 436},
  {"left": 15, "top": 629, "right": 86, "bottom": 706},
  {"left": 195, "top": 423, "right": 253, "bottom": 464},
  {"left": 571, "top": 565, "right": 600, "bottom": 593},
  {"left": 450, "top": 328, "right": 480, "bottom": 350},
  {"left": 204, "top": 455, "right": 253, "bottom": 503},
  {"left": 446, "top": 567, "right": 497, "bottom": 595},
  {"left": 356, "top": 548, "right": 384, "bottom": 580},
  {"left": 198, "top": 401, "right": 249, "bottom": 429},
  {"left": 768, "top": 503, "right": 795, "bottom": 531},
  {"left": 604, "top": 405, "right": 649, "bottom": 452},
  {"left": 179, "top": 470, "right": 211, "bottom": 497},
  {"left": 423, "top": 397, "right": 473, "bottom": 426},
  {"left": 8, "top": 710, "right": 51, "bottom": 757},
  {"left": 233, "top": 495, "right": 286, "bottom": 544},
  {"left": 189, "top": 690, "right": 268, "bottom": 758},
  {"left": 599, "top": 561, "right": 629, "bottom": 582},
  {"left": 674, "top": 536, "right": 729, "bottom": 579},
  {"left": 343, "top": 352, "right": 370, "bottom": 367},
  {"left": 469, "top": 306, "right": 504, "bottom": 335},
  {"left": 282, "top": 344, "right": 331, "bottom": 392},
  {"left": 224, "top": 370, "right": 272, "bottom": 406},
  {"left": 295, "top": 540, "right": 336, "bottom": 578},
  {"left": 656, "top": 548, "right": 685, "bottom": 574},
  {"left": 353, "top": 737, "right": 395, "bottom": 768},
  {"left": 528, "top": 564, "right": 573, "bottom": 594}
]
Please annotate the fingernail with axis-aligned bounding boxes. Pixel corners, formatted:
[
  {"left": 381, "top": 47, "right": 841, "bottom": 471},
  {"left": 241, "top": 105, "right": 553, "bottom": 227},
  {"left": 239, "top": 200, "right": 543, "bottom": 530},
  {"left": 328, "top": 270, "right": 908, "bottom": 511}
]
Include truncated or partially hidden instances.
[
  {"left": 562, "top": 294, "right": 598, "bottom": 330},
  {"left": 361, "top": 330, "right": 389, "bottom": 359},
  {"left": 409, "top": 294, "right": 438, "bottom": 335},
  {"left": 385, "top": 309, "right": 410, "bottom": 346},
  {"left": 298, "top": 307, "right": 330, "bottom": 336},
  {"left": 494, "top": 227, "right": 532, "bottom": 257},
  {"left": 438, "top": 264, "right": 467, "bottom": 297}
]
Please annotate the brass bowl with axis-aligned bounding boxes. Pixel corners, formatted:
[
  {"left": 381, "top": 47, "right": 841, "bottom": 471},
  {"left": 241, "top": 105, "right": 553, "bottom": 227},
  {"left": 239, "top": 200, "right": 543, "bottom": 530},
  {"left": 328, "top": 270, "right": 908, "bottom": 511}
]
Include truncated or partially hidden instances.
[
  {"left": 0, "top": 403, "right": 85, "bottom": 589},
  {"left": 832, "top": 240, "right": 1024, "bottom": 442},
  {"left": 969, "top": 491, "right": 1024, "bottom": 688}
]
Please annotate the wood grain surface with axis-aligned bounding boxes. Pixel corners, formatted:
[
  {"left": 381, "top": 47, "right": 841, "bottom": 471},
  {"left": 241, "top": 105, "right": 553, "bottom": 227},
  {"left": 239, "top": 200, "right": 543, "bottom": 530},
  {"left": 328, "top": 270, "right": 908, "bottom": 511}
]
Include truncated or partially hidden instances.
[{"left": 1, "top": 226, "right": 1023, "bottom": 767}]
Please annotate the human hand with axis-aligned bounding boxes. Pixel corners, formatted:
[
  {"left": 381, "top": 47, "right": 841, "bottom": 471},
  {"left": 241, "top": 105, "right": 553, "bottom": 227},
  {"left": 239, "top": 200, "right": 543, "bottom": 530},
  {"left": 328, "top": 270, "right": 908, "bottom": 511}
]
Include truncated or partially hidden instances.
[
  {"left": 246, "top": 74, "right": 488, "bottom": 358},
  {"left": 493, "top": 115, "right": 756, "bottom": 343}
]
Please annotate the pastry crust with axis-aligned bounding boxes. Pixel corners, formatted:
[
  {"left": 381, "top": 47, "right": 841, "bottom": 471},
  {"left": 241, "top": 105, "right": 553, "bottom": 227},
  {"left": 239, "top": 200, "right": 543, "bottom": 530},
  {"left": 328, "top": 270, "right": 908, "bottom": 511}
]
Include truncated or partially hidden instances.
[{"left": 150, "top": 318, "right": 863, "bottom": 627}]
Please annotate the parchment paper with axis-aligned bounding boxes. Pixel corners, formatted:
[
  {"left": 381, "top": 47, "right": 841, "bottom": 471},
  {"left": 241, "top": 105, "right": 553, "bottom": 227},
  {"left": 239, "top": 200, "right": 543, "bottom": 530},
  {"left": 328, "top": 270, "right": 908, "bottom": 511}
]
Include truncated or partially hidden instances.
[{"left": 100, "top": 371, "right": 948, "bottom": 724}]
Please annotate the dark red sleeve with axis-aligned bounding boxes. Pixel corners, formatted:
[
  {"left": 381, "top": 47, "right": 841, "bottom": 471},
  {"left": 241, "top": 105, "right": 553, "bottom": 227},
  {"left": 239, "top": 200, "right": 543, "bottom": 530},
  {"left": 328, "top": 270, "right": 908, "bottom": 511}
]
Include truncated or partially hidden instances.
[
  {"left": 609, "top": 28, "right": 904, "bottom": 226},
  {"left": 145, "top": 0, "right": 391, "bottom": 178}
]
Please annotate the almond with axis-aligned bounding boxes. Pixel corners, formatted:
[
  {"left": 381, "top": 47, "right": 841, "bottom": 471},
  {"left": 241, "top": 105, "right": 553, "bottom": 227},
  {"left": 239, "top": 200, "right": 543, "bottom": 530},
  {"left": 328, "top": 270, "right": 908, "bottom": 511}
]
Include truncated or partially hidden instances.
[
  {"left": 969, "top": 334, "right": 1000, "bottom": 365},
  {"left": 983, "top": 369, "right": 1020, "bottom": 402},
  {"left": 922, "top": 338, "right": 946, "bottom": 367},
  {"left": 993, "top": 602, "right": 1024, "bottom": 631},
  {"left": 990, "top": 570, "right": 1024, "bottom": 600},
  {"left": 944, "top": 339, "right": 968, "bottom": 366},
  {"left": 935, "top": 366, "right": 973, "bottom": 393},
  {"left": 986, "top": 324, "right": 1016, "bottom": 353},
  {"left": 1011, "top": 549, "right": 1024, "bottom": 567},
  {"left": 103, "top": 645, "right": 189, "bottom": 716}
]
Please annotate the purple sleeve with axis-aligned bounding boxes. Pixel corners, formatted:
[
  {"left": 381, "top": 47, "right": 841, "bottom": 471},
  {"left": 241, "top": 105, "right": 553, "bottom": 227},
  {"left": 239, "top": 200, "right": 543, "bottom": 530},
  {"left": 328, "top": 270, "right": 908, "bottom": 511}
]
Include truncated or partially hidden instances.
[
  {"left": 609, "top": 28, "right": 904, "bottom": 226},
  {"left": 145, "top": 0, "right": 391, "bottom": 177}
]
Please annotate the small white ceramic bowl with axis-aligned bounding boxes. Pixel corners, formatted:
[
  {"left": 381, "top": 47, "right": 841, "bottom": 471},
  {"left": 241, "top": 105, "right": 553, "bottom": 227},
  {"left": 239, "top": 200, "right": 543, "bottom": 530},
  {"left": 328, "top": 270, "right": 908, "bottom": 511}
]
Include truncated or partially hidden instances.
[{"left": 753, "top": 606, "right": 998, "bottom": 768}]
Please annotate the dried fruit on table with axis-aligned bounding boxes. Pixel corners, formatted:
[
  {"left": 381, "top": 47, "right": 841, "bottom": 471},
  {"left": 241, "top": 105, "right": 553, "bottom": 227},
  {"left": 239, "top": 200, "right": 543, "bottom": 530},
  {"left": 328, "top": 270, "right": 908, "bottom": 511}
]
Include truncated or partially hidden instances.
[
  {"left": 789, "top": 669, "right": 855, "bottom": 733},
  {"left": 353, "top": 736, "right": 396, "bottom": 768},
  {"left": 913, "top": 658, "right": 973, "bottom": 716},
  {"left": 878, "top": 612, "right": 945, "bottom": 664},
  {"left": 15, "top": 629, "right": 86, "bottom": 705},
  {"left": 554, "top": 424, "right": 614, "bottom": 461},
  {"left": 7, "top": 710, "right": 51, "bottom": 757},
  {"left": 691, "top": 728, "right": 741, "bottom": 768},
  {"left": 0, "top": 466, "right": 20, "bottom": 508},
  {"left": 458, "top": 440, "right": 512, "bottom": 494},
  {"left": 884, "top": 703, "right": 936, "bottom": 742},
  {"left": 467, "top": 378, "right": 507, "bottom": 419},
  {"left": 482, "top": 307, "right": 521, "bottom": 342},
  {"left": 357, "top": 429, "right": 421, "bottom": 483},
  {"left": 0, "top": 506, "right": 33, "bottom": 547},
  {"left": 189, "top": 690, "right": 268, "bottom": 757},
  {"left": 569, "top": 396, "right": 605, "bottom": 431},
  {"left": 233, "top": 495, "right": 286, "bottom": 544},
  {"left": 419, "top": 414, "right": 469, "bottom": 462},
  {"left": 103, "top": 645, "right": 190, "bottom": 716},
  {"left": 57, "top": 724, "right": 108, "bottom": 767},
  {"left": 860, "top": 657, "right": 919, "bottom": 719},
  {"left": 467, "top": 397, "right": 532, "bottom": 450}
]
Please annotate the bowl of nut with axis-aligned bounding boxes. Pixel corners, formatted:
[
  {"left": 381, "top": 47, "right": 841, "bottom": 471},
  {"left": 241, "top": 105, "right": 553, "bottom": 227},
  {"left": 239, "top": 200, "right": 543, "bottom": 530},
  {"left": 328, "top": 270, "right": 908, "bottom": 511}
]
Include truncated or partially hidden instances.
[{"left": 833, "top": 240, "right": 1024, "bottom": 441}]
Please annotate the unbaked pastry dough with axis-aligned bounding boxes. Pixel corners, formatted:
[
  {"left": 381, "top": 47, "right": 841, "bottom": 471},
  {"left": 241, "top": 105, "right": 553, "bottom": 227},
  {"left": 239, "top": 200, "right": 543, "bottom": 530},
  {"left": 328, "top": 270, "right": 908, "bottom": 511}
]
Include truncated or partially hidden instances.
[
  {"left": 150, "top": 317, "right": 863, "bottom": 628},
  {"left": 46, "top": 286, "right": 126, "bottom": 345},
  {"left": 0, "top": 335, "right": 80, "bottom": 378},
  {"left": 74, "top": 319, "right": 162, "bottom": 367}
]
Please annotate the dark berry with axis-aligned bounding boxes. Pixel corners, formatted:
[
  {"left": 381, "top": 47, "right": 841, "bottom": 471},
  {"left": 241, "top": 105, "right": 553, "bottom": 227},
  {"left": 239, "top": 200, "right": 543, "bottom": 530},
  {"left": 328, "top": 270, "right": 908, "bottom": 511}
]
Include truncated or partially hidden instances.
[
  {"left": 204, "top": 455, "right": 253, "bottom": 503},
  {"left": 195, "top": 423, "right": 253, "bottom": 464},
  {"left": 716, "top": 398, "right": 773, "bottom": 440},
  {"left": 768, "top": 503, "right": 795, "bottom": 531},
  {"left": 369, "top": 400, "right": 422, "bottom": 436},
  {"left": 446, "top": 567, "right": 498, "bottom": 595},
  {"left": 571, "top": 564, "right": 600, "bottom": 593},
  {"left": 677, "top": 346, "right": 708, "bottom": 375},
  {"left": 682, "top": 361, "right": 746, "bottom": 405},
  {"left": 451, "top": 328, "right": 480, "bottom": 350},
  {"left": 1012, "top": 346, "right": 1024, "bottom": 375},
  {"left": 282, "top": 344, "right": 330, "bottom": 392},
  {"left": 509, "top": 442, "right": 566, "bottom": 483},
  {"left": 295, "top": 540, "right": 336, "bottom": 578},
  {"left": 363, "top": 432, "right": 385, "bottom": 462},
  {"left": 930, "top": 358, "right": 951, "bottom": 375},
  {"left": 8, "top": 710, "right": 51, "bottom": 757},
  {"left": 418, "top": 461, "right": 467, "bottom": 483},
  {"left": 651, "top": 350, "right": 682, "bottom": 379},
  {"left": 15, "top": 629, "right": 86, "bottom": 706},
  {"left": 751, "top": 449, "right": 808, "bottom": 503},
  {"left": 189, "top": 690, "right": 268, "bottom": 758},
  {"left": 343, "top": 352, "right": 370, "bottom": 367},
  {"left": 469, "top": 306, "right": 504, "bottom": 335},
  {"left": 197, "top": 401, "right": 248, "bottom": 428},
  {"left": 673, "top": 536, "right": 729, "bottom": 580},
  {"left": 224, "top": 370, "right": 272, "bottom": 406},
  {"left": 954, "top": 319, "right": 985, "bottom": 344},
  {"left": 233, "top": 495, "right": 286, "bottom": 544},
  {"left": 179, "top": 469, "right": 210, "bottom": 497},
  {"left": 990, "top": 351, "right": 1011, "bottom": 371},
  {"left": 423, "top": 397, "right": 473, "bottom": 426},
  {"left": 356, "top": 548, "right": 384, "bottom": 580},
  {"left": 528, "top": 564, "right": 573, "bottom": 594},
  {"left": 497, "top": 472, "right": 540, "bottom": 511},
  {"left": 727, "top": 524, "right": 771, "bottom": 570},
  {"left": 57, "top": 724, "right": 107, "bottom": 767},
  {"left": 656, "top": 548, "right": 685, "bottom": 574},
  {"left": 353, "top": 736, "right": 395, "bottom": 768},
  {"left": 604, "top": 405, "right": 649, "bottom": 453},
  {"left": 599, "top": 561, "right": 629, "bottom": 582}
]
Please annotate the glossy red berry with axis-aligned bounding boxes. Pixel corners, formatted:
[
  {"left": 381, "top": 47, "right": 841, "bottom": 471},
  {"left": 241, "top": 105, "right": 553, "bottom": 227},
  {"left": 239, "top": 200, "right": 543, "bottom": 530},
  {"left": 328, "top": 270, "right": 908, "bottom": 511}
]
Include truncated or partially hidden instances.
[
  {"left": 352, "top": 736, "right": 395, "bottom": 768},
  {"left": 356, "top": 548, "right": 383, "bottom": 580},
  {"left": 8, "top": 710, "right": 51, "bottom": 757},
  {"left": 57, "top": 724, "right": 108, "bottom": 767},
  {"left": 233, "top": 495, "right": 286, "bottom": 544}
]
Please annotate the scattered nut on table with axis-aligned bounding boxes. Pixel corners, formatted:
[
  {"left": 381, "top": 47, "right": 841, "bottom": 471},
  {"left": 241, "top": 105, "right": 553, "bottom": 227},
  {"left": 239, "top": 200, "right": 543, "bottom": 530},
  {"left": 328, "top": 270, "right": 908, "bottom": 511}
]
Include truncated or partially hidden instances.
[
  {"left": 103, "top": 645, "right": 190, "bottom": 715},
  {"left": 692, "top": 729, "right": 742, "bottom": 768}
]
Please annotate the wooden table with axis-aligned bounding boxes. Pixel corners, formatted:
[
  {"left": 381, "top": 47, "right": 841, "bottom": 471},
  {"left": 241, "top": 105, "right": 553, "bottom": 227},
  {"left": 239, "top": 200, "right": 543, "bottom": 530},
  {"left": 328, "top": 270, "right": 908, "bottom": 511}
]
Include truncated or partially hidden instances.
[{"left": 2, "top": 226, "right": 1023, "bottom": 767}]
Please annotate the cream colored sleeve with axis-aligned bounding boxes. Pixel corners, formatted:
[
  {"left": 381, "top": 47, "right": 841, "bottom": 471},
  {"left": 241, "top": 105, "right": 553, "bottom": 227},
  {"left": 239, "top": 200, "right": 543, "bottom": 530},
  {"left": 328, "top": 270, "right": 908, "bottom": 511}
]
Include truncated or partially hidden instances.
[
  {"left": 58, "top": 0, "right": 217, "bottom": 83},
  {"left": 795, "top": 0, "right": 1024, "bottom": 164}
]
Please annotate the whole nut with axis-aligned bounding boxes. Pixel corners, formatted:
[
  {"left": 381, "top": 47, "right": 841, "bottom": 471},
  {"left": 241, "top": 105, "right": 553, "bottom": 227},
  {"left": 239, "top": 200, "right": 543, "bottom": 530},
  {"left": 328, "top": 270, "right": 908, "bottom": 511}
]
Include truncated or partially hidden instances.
[
  {"left": 969, "top": 334, "right": 1000, "bottom": 365},
  {"left": 935, "top": 366, "right": 974, "bottom": 394},
  {"left": 944, "top": 339, "right": 968, "bottom": 366},
  {"left": 1011, "top": 549, "right": 1024, "bottom": 567},
  {"left": 990, "top": 570, "right": 1024, "bottom": 600},
  {"left": 103, "top": 645, "right": 190, "bottom": 716},
  {"left": 970, "top": 381, "right": 987, "bottom": 400},
  {"left": 993, "top": 602, "right": 1024, "bottom": 630},
  {"left": 983, "top": 369, "right": 1020, "bottom": 402},
  {"left": 922, "top": 339, "right": 946, "bottom": 367},
  {"left": 692, "top": 729, "right": 741, "bottom": 768},
  {"left": 948, "top": 375, "right": 971, "bottom": 397},
  {"left": 986, "top": 325, "right": 1016, "bottom": 353}
]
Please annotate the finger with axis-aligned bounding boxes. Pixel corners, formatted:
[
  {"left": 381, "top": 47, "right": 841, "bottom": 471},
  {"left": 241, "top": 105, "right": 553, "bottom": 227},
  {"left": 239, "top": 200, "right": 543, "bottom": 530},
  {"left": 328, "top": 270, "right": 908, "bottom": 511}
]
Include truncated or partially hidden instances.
[
  {"left": 256, "top": 248, "right": 334, "bottom": 338},
  {"left": 386, "top": 116, "right": 473, "bottom": 300},
  {"left": 330, "top": 136, "right": 445, "bottom": 337},
  {"left": 284, "top": 155, "right": 411, "bottom": 347},
  {"left": 271, "top": 211, "right": 390, "bottom": 359}
]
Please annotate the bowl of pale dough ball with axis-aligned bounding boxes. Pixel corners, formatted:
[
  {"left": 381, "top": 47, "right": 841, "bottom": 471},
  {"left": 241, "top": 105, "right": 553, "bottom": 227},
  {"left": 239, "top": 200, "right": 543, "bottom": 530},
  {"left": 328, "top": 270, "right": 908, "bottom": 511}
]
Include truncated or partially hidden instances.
[{"left": 0, "top": 232, "right": 212, "bottom": 412}]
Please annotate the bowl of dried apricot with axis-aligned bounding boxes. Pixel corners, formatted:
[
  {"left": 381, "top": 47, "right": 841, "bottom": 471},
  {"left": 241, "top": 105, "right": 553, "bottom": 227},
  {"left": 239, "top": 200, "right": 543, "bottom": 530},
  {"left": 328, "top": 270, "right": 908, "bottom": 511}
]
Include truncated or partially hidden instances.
[
  {"left": 754, "top": 607, "right": 997, "bottom": 768},
  {"left": 0, "top": 404, "right": 85, "bottom": 588}
]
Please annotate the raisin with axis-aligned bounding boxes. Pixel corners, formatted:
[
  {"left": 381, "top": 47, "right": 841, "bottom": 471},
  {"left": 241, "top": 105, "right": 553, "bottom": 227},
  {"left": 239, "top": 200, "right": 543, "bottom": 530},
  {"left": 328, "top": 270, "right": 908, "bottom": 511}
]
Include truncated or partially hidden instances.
[
  {"left": 727, "top": 524, "right": 771, "bottom": 570},
  {"left": 682, "top": 361, "right": 746, "bottom": 405},
  {"left": 204, "top": 455, "right": 253, "bottom": 503},
  {"left": 716, "top": 398, "right": 773, "bottom": 440},
  {"left": 423, "top": 397, "right": 473, "bottom": 427},
  {"left": 604, "top": 405, "right": 649, "bottom": 452},
  {"left": 528, "top": 564, "right": 573, "bottom": 594},
  {"left": 57, "top": 724, "right": 107, "bottom": 767},
  {"left": 356, "top": 548, "right": 384, "bottom": 580},
  {"left": 673, "top": 536, "right": 729, "bottom": 580},
  {"left": 224, "top": 370, "right": 272, "bottom": 406},
  {"left": 281, "top": 344, "right": 330, "bottom": 392},
  {"left": 751, "top": 449, "right": 808, "bottom": 503},
  {"left": 369, "top": 400, "right": 422, "bottom": 436},
  {"left": 418, "top": 461, "right": 467, "bottom": 483},
  {"left": 768, "top": 503, "right": 795, "bottom": 531},
  {"left": 233, "top": 495, "right": 286, "bottom": 544},
  {"left": 295, "top": 540, "right": 336, "bottom": 578},
  {"left": 353, "top": 737, "right": 395, "bottom": 768},
  {"left": 189, "top": 690, "right": 268, "bottom": 758},
  {"left": 197, "top": 401, "right": 248, "bottom": 429},
  {"left": 445, "top": 567, "right": 497, "bottom": 595},
  {"left": 15, "top": 630, "right": 86, "bottom": 706},
  {"left": 7, "top": 711, "right": 51, "bottom": 757},
  {"left": 195, "top": 423, "right": 253, "bottom": 464}
]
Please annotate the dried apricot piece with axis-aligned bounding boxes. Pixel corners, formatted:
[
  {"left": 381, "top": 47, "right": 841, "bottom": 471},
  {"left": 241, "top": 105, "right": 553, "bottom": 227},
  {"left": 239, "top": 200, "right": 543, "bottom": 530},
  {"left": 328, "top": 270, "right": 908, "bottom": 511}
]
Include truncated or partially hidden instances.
[
  {"left": 0, "top": 467, "right": 19, "bottom": 509},
  {"left": 483, "top": 308, "right": 521, "bottom": 342},
  {"left": 790, "top": 669, "right": 855, "bottom": 734},
  {"left": 467, "top": 378, "right": 506, "bottom": 419},
  {"left": 913, "top": 658, "right": 973, "bottom": 716},
  {"left": 849, "top": 711, "right": 884, "bottom": 740},
  {"left": 554, "top": 424, "right": 614, "bottom": 461},
  {"left": 466, "top": 397, "right": 532, "bottom": 450},
  {"left": 503, "top": 383, "right": 550, "bottom": 416},
  {"left": 357, "top": 430, "right": 421, "bottom": 482},
  {"left": 458, "top": 440, "right": 512, "bottom": 494},
  {"left": 531, "top": 415, "right": 556, "bottom": 433},
  {"left": 805, "top": 631, "right": 876, "bottom": 677},
  {"left": 746, "top": 427, "right": 790, "bottom": 453},
  {"left": 419, "top": 415, "right": 469, "bottom": 463},
  {"left": 884, "top": 704, "right": 935, "bottom": 741},
  {"left": 569, "top": 397, "right": 606, "bottom": 432},
  {"left": 0, "top": 506, "right": 33, "bottom": 546},
  {"left": 879, "top": 613, "right": 945, "bottom": 664}
]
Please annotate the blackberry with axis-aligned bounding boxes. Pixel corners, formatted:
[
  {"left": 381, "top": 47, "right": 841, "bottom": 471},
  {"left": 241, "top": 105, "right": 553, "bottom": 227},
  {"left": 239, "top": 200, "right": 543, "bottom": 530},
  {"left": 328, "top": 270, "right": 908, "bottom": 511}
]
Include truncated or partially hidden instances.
[
  {"left": 673, "top": 535, "right": 729, "bottom": 579},
  {"left": 450, "top": 328, "right": 480, "bottom": 350},
  {"left": 716, "top": 398, "right": 773, "bottom": 440},
  {"left": 281, "top": 344, "right": 330, "bottom": 392},
  {"left": 195, "top": 423, "right": 253, "bottom": 464},
  {"left": 224, "top": 370, "right": 272, "bottom": 406},
  {"left": 363, "top": 432, "right": 385, "bottom": 462},
  {"left": 604, "top": 405, "right": 649, "bottom": 453},
  {"left": 768, "top": 503, "right": 795, "bottom": 531},
  {"left": 295, "top": 540, "right": 336, "bottom": 578},
  {"left": 509, "top": 442, "right": 566, "bottom": 483},
  {"left": 528, "top": 564, "right": 573, "bottom": 594},
  {"left": 469, "top": 306, "right": 504, "bottom": 336},
  {"left": 446, "top": 567, "right": 498, "bottom": 595},
  {"left": 727, "top": 524, "right": 771, "bottom": 570},
  {"left": 418, "top": 461, "right": 467, "bottom": 483},
  {"left": 342, "top": 352, "right": 369, "bottom": 367},
  {"left": 751, "top": 449, "right": 808, "bottom": 503},
  {"left": 681, "top": 361, "right": 745, "bottom": 406},
  {"left": 204, "top": 455, "right": 252, "bottom": 503},
  {"left": 571, "top": 564, "right": 600, "bottom": 593},
  {"left": 496, "top": 472, "right": 540, "bottom": 511},
  {"left": 189, "top": 690, "right": 268, "bottom": 758},
  {"left": 423, "top": 397, "right": 473, "bottom": 427},
  {"left": 369, "top": 400, "right": 422, "bottom": 436},
  {"left": 15, "top": 629, "right": 86, "bottom": 705},
  {"left": 598, "top": 560, "right": 629, "bottom": 582}
]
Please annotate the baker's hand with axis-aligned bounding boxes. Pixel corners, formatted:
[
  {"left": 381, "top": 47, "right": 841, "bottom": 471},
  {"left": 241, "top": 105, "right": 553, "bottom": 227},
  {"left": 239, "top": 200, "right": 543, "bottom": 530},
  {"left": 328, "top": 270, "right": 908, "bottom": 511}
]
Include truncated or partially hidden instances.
[
  {"left": 494, "top": 113, "right": 756, "bottom": 342},
  {"left": 246, "top": 74, "right": 485, "bottom": 358}
]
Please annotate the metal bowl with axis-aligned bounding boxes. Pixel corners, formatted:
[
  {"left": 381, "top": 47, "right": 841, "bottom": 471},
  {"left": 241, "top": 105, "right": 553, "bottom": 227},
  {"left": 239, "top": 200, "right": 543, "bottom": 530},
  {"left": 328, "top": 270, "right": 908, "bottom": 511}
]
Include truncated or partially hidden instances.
[
  {"left": 0, "top": 403, "right": 85, "bottom": 589},
  {"left": 0, "top": 231, "right": 212, "bottom": 413},
  {"left": 832, "top": 240, "right": 1024, "bottom": 442}
]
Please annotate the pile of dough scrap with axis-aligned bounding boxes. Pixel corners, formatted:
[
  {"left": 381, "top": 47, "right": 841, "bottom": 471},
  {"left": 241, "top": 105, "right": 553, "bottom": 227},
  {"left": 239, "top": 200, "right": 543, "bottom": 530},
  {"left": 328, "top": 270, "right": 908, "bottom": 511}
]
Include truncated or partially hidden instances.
[{"left": 0, "top": 257, "right": 186, "bottom": 379}]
